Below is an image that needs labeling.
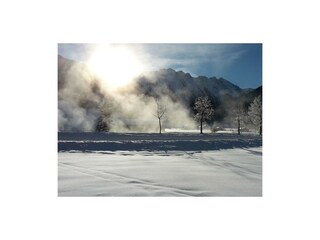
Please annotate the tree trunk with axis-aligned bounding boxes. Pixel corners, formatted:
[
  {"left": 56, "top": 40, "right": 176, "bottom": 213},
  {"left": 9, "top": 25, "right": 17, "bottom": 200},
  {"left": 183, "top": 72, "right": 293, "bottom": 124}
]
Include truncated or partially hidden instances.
[
  {"left": 200, "top": 119, "right": 203, "bottom": 134},
  {"left": 237, "top": 118, "right": 240, "bottom": 135},
  {"left": 259, "top": 125, "right": 262, "bottom": 136},
  {"left": 158, "top": 117, "right": 162, "bottom": 134}
]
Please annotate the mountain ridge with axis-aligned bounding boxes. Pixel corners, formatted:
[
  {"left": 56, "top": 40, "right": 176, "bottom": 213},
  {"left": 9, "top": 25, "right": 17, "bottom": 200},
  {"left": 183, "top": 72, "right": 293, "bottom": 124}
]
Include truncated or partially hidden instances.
[{"left": 135, "top": 68, "right": 244, "bottom": 100}]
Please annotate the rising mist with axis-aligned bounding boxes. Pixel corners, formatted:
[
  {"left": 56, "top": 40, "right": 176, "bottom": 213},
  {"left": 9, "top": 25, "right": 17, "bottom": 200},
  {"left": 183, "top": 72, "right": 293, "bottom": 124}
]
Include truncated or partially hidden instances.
[{"left": 58, "top": 55, "right": 196, "bottom": 132}]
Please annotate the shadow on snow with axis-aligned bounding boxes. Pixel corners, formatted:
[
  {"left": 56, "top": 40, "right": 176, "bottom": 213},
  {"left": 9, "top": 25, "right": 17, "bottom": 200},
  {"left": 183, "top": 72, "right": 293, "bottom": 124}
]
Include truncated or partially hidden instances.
[{"left": 58, "top": 132, "right": 262, "bottom": 152}]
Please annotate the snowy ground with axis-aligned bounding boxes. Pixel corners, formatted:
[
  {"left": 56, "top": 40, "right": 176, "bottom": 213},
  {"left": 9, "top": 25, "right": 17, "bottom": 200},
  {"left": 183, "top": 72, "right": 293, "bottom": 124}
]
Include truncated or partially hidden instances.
[{"left": 58, "top": 132, "right": 262, "bottom": 196}]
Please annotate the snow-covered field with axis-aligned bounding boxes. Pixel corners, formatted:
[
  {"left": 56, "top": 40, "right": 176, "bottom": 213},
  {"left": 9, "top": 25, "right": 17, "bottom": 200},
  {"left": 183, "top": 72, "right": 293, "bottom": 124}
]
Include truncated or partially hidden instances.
[{"left": 58, "top": 132, "right": 262, "bottom": 196}]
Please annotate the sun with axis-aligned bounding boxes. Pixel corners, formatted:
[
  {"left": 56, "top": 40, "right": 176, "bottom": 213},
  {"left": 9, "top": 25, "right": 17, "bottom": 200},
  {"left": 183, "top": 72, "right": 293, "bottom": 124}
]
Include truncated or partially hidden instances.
[{"left": 87, "top": 44, "right": 145, "bottom": 90}]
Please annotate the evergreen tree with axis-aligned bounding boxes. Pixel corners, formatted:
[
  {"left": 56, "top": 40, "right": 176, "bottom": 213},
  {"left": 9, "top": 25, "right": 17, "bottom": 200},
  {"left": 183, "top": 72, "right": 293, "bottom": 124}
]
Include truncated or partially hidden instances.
[
  {"left": 95, "top": 114, "right": 110, "bottom": 132},
  {"left": 95, "top": 100, "right": 112, "bottom": 132}
]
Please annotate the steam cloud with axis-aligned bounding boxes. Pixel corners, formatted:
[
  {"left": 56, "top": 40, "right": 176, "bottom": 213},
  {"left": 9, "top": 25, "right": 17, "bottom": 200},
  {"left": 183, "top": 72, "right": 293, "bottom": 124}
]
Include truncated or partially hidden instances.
[{"left": 58, "top": 55, "right": 196, "bottom": 132}]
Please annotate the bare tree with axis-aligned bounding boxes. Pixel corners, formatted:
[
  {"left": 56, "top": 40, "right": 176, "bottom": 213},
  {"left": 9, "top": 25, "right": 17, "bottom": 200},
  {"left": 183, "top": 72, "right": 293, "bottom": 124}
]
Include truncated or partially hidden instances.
[
  {"left": 153, "top": 99, "right": 166, "bottom": 134},
  {"left": 248, "top": 95, "right": 262, "bottom": 135},
  {"left": 232, "top": 103, "right": 246, "bottom": 135},
  {"left": 194, "top": 96, "right": 214, "bottom": 134}
]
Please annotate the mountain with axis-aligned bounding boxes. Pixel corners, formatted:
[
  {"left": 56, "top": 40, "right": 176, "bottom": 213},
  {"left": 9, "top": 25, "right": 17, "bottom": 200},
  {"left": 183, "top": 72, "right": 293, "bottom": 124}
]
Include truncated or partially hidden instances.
[{"left": 134, "top": 68, "right": 243, "bottom": 101}]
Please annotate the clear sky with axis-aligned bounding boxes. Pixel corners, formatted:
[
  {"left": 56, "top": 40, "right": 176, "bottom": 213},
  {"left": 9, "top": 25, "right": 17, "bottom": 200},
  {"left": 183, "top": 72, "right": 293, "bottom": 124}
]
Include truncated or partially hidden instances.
[{"left": 58, "top": 43, "right": 262, "bottom": 89}]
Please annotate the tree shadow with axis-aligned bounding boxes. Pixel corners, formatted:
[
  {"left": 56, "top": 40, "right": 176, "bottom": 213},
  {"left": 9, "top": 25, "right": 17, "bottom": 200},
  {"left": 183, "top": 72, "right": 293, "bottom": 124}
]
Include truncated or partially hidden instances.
[{"left": 58, "top": 132, "right": 262, "bottom": 152}]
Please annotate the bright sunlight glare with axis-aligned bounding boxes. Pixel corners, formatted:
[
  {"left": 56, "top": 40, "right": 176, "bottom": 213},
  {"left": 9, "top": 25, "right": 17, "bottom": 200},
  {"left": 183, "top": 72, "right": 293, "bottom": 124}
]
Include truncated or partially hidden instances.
[{"left": 87, "top": 45, "right": 145, "bottom": 89}]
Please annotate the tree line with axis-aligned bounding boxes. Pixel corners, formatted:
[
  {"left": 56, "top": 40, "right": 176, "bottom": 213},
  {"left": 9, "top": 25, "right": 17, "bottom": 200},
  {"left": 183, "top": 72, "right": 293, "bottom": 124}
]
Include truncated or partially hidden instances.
[
  {"left": 192, "top": 95, "right": 262, "bottom": 135},
  {"left": 96, "top": 95, "right": 262, "bottom": 135}
]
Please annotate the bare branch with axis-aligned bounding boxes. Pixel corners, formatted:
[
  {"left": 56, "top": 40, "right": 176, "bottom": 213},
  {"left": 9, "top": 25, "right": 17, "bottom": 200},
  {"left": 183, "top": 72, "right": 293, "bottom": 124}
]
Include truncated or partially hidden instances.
[{"left": 154, "top": 98, "right": 166, "bottom": 134}]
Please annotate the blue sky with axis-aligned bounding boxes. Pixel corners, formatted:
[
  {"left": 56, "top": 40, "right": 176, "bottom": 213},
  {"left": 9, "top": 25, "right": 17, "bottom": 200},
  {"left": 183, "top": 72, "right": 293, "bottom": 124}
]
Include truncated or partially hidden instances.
[{"left": 58, "top": 43, "right": 262, "bottom": 89}]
